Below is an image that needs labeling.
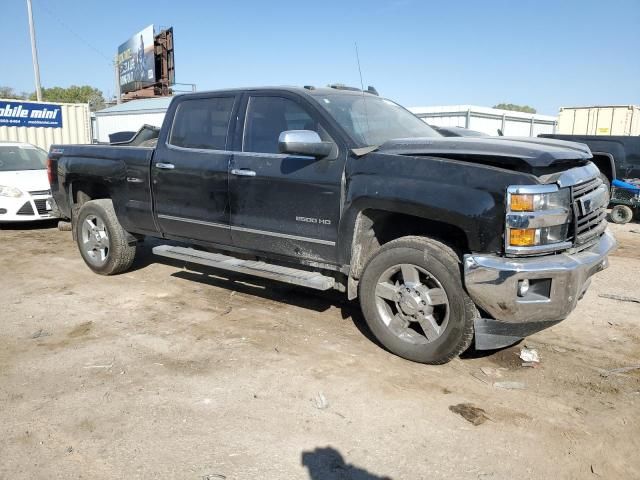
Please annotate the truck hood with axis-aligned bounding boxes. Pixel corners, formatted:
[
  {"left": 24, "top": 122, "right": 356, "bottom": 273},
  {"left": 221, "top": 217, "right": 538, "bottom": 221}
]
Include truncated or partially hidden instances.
[{"left": 374, "top": 136, "right": 592, "bottom": 172}]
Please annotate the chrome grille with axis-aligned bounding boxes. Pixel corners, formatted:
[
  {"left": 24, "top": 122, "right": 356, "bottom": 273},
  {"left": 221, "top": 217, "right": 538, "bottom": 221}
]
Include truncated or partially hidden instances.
[
  {"left": 572, "top": 177, "right": 608, "bottom": 247},
  {"left": 573, "top": 178, "right": 601, "bottom": 198},
  {"left": 29, "top": 189, "right": 51, "bottom": 196}
]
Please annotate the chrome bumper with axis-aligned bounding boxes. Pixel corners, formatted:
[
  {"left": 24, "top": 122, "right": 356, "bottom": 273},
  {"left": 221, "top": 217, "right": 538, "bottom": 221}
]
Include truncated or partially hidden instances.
[{"left": 464, "top": 230, "right": 616, "bottom": 324}]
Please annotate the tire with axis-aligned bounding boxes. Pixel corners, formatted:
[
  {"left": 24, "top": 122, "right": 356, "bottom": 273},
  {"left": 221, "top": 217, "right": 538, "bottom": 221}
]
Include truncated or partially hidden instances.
[
  {"left": 57, "top": 221, "right": 72, "bottom": 232},
  {"left": 609, "top": 205, "right": 634, "bottom": 224},
  {"left": 358, "top": 236, "right": 477, "bottom": 364},
  {"left": 75, "top": 199, "right": 136, "bottom": 275}
]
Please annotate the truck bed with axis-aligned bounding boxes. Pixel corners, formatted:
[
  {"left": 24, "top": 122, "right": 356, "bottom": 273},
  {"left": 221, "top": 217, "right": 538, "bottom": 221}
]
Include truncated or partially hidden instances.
[{"left": 49, "top": 144, "right": 156, "bottom": 234}]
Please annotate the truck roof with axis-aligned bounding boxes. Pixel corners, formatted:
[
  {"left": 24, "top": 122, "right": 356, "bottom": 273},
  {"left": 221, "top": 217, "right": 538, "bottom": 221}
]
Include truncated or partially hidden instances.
[
  {"left": 175, "top": 85, "right": 378, "bottom": 99},
  {"left": 95, "top": 86, "right": 375, "bottom": 117}
]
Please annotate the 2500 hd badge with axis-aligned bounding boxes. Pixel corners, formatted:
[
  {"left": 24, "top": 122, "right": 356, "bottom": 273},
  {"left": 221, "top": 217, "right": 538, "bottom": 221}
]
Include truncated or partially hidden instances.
[{"left": 296, "top": 216, "right": 332, "bottom": 225}]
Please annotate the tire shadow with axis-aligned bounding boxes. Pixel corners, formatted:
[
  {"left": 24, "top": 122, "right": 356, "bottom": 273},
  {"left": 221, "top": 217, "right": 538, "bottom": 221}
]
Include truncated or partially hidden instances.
[
  {"left": 132, "top": 239, "right": 382, "bottom": 346},
  {"left": 0, "top": 219, "right": 59, "bottom": 230},
  {"left": 168, "top": 269, "right": 382, "bottom": 349},
  {"left": 460, "top": 340, "right": 522, "bottom": 360}
]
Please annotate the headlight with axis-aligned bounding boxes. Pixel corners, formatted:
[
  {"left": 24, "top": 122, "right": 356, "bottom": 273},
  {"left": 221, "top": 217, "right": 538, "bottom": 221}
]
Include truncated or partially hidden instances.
[
  {"left": 509, "top": 188, "right": 570, "bottom": 212},
  {"left": 506, "top": 185, "right": 572, "bottom": 254},
  {"left": 0, "top": 185, "right": 24, "bottom": 198}
]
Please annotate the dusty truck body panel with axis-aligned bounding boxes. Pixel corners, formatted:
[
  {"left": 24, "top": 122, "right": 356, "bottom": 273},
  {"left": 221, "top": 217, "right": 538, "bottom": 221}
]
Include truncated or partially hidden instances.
[
  {"left": 339, "top": 150, "right": 539, "bottom": 258},
  {"left": 50, "top": 145, "right": 157, "bottom": 235},
  {"left": 48, "top": 86, "right": 615, "bottom": 363}
]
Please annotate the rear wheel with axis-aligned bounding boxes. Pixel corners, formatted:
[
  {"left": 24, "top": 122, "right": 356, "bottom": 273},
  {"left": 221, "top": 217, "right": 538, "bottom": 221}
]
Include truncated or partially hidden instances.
[
  {"left": 359, "top": 236, "right": 477, "bottom": 364},
  {"left": 75, "top": 199, "right": 136, "bottom": 275},
  {"left": 609, "top": 204, "right": 634, "bottom": 224}
]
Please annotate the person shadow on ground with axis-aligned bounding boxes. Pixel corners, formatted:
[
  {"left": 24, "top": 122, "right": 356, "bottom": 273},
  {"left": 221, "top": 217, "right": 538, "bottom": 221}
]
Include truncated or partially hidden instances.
[{"left": 302, "top": 447, "right": 392, "bottom": 480}]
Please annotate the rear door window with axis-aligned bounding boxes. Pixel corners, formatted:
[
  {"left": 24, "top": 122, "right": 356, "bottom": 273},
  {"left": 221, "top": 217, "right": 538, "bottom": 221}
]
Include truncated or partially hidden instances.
[{"left": 169, "top": 96, "right": 235, "bottom": 150}]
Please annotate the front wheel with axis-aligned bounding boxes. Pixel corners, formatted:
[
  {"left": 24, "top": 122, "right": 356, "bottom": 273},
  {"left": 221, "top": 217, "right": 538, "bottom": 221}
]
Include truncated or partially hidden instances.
[
  {"left": 359, "top": 236, "right": 477, "bottom": 364},
  {"left": 75, "top": 199, "right": 136, "bottom": 275}
]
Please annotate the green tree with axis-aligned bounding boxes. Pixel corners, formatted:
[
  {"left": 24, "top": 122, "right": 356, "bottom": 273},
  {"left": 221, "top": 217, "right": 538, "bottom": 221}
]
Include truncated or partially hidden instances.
[
  {"left": 30, "top": 85, "right": 105, "bottom": 111},
  {"left": 493, "top": 103, "right": 537, "bottom": 114},
  {"left": 0, "top": 86, "right": 28, "bottom": 100}
]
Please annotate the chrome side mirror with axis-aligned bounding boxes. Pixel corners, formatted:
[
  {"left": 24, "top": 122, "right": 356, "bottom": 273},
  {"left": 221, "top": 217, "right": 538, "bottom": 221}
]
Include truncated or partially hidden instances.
[{"left": 278, "top": 130, "right": 334, "bottom": 158}]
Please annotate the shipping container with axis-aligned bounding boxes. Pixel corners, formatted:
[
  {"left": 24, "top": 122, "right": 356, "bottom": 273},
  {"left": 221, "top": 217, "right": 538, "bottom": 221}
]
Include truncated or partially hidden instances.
[
  {"left": 556, "top": 105, "right": 640, "bottom": 136},
  {"left": 94, "top": 97, "right": 172, "bottom": 143},
  {"left": 408, "top": 105, "right": 557, "bottom": 137},
  {"left": 0, "top": 99, "right": 91, "bottom": 151}
]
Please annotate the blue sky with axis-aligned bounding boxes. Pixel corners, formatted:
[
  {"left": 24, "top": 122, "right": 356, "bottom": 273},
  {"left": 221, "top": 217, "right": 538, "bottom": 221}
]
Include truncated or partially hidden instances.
[{"left": 5, "top": 0, "right": 640, "bottom": 114}]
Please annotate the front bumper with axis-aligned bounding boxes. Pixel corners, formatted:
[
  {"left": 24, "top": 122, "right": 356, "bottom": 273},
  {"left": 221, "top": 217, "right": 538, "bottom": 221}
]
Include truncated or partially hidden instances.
[
  {"left": 0, "top": 194, "right": 57, "bottom": 222},
  {"left": 464, "top": 230, "right": 616, "bottom": 348}
]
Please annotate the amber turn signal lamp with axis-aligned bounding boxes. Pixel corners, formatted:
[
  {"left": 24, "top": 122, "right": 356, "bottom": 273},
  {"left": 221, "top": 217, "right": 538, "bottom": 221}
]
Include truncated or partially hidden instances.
[
  {"left": 509, "top": 228, "right": 537, "bottom": 247},
  {"left": 510, "top": 194, "right": 534, "bottom": 212}
]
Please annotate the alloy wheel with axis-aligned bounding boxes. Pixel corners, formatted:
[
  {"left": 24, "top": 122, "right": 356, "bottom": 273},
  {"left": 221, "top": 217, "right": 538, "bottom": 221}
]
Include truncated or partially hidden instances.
[
  {"left": 81, "top": 214, "right": 110, "bottom": 266},
  {"left": 374, "top": 263, "right": 450, "bottom": 345}
]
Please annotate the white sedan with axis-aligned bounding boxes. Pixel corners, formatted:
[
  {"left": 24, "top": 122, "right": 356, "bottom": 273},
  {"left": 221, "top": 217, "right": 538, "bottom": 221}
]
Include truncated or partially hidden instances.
[{"left": 0, "top": 142, "right": 57, "bottom": 222}]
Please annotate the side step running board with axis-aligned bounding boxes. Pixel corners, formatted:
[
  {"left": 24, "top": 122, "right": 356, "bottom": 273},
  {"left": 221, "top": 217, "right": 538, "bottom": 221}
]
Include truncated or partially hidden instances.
[{"left": 152, "top": 245, "right": 335, "bottom": 291}]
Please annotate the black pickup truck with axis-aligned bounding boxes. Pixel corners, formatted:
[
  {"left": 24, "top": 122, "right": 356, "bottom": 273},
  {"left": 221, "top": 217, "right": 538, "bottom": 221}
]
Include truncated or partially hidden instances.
[{"left": 48, "top": 86, "right": 615, "bottom": 364}]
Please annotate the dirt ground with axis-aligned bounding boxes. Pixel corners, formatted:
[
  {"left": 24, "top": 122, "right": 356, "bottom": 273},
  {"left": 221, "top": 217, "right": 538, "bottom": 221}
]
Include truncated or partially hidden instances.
[{"left": 1, "top": 221, "right": 639, "bottom": 480}]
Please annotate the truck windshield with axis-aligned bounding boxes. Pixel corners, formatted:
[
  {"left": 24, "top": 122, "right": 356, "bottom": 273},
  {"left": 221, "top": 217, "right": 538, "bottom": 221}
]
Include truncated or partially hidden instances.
[
  {"left": 314, "top": 94, "right": 440, "bottom": 147},
  {"left": 0, "top": 146, "right": 47, "bottom": 171}
]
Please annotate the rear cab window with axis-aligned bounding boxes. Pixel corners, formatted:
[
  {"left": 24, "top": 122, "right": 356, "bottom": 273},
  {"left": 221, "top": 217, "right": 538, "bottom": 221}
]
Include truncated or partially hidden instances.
[{"left": 169, "top": 96, "right": 235, "bottom": 150}]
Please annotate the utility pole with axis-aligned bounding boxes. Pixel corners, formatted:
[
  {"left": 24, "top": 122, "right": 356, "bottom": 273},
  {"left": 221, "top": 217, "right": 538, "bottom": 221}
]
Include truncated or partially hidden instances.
[
  {"left": 26, "top": 0, "right": 43, "bottom": 101},
  {"left": 114, "top": 57, "right": 122, "bottom": 104}
]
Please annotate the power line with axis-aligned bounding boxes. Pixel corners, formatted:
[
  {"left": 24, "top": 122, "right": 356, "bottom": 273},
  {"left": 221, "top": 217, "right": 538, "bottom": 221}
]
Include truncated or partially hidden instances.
[{"left": 33, "top": 0, "right": 113, "bottom": 66}]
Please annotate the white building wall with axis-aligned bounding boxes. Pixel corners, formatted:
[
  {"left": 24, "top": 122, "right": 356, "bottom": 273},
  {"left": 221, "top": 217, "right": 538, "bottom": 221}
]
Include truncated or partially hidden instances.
[
  {"left": 426, "top": 116, "right": 465, "bottom": 128},
  {"left": 93, "top": 97, "right": 173, "bottom": 143},
  {"left": 94, "top": 112, "right": 167, "bottom": 142},
  {"left": 409, "top": 105, "right": 557, "bottom": 137}
]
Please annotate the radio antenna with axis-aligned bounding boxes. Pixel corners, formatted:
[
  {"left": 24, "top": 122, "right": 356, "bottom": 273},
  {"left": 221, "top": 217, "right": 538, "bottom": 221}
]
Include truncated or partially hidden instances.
[
  {"left": 355, "top": 42, "right": 365, "bottom": 92},
  {"left": 354, "top": 42, "right": 371, "bottom": 139}
]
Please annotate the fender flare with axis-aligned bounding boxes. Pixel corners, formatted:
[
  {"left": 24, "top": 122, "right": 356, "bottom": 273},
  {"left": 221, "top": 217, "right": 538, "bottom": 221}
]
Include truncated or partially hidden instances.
[{"left": 590, "top": 151, "right": 616, "bottom": 181}]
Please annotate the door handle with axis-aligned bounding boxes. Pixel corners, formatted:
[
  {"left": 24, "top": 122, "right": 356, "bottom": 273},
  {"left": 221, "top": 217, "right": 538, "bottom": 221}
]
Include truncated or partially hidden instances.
[
  {"left": 231, "top": 168, "right": 256, "bottom": 177},
  {"left": 155, "top": 162, "right": 175, "bottom": 170}
]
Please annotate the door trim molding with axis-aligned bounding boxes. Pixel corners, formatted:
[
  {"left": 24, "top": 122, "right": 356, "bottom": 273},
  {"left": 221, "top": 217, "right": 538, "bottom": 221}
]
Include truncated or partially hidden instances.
[
  {"left": 157, "top": 214, "right": 228, "bottom": 229},
  {"left": 231, "top": 225, "right": 336, "bottom": 246},
  {"left": 157, "top": 214, "right": 336, "bottom": 246}
]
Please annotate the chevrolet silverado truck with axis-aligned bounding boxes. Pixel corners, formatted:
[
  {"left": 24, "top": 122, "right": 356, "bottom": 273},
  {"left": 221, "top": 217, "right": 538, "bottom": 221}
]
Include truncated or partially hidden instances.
[{"left": 48, "top": 86, "right": 615, "bottom": 364}]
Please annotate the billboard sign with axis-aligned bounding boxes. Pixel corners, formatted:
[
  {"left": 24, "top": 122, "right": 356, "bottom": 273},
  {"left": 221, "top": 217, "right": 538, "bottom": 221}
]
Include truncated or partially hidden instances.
[
  {"left": 117, "top": 25, "right": 156, "bottom": 93},
  {"left": 0, "top": 100, "right": 63, "bottom": 128}
]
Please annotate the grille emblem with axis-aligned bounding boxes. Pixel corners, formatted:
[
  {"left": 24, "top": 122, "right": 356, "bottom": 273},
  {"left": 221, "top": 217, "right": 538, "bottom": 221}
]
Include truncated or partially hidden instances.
[{"left": 577, "top": 186, "right": 608, "bottom": 216}]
